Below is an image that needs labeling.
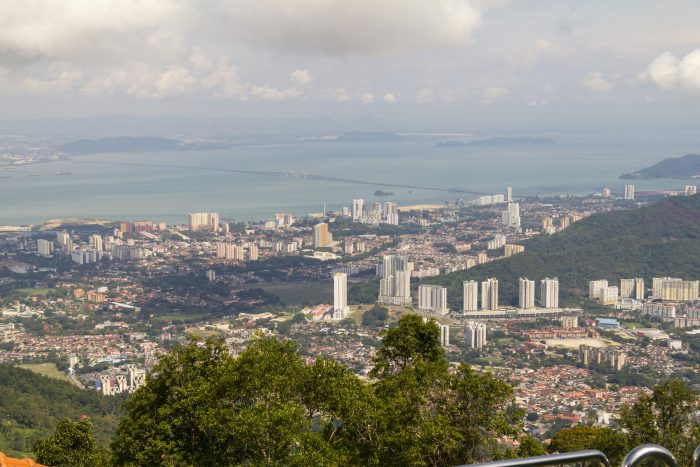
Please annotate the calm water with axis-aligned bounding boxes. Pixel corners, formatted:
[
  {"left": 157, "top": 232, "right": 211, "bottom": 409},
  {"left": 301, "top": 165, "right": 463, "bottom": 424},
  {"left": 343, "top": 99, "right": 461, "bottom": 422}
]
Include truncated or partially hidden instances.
[{"left": 1, "top": 131, "right": 699, "bottom": 225}]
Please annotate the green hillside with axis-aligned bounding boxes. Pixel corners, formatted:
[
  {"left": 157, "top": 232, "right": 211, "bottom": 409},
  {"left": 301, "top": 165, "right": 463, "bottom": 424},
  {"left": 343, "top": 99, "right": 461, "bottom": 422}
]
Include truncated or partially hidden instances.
[
  {"left": 424, "top": 194, "right": 700, "bottom": 309},
  {"left": 0, "top": 365, "right": 122, "bottom": 459}
]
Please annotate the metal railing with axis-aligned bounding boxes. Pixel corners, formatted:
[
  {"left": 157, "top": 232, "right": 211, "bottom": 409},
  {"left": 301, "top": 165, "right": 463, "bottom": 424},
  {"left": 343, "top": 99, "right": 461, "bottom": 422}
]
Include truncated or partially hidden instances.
[{"left": 463, "top": 443, "right": 700, "bottom": 467}]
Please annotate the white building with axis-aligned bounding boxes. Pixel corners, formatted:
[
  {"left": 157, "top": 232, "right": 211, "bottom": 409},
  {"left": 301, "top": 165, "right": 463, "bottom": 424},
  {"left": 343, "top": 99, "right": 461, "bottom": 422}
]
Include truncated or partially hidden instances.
[
  {"left": 501, "top": 202, "right": 521, "bottom": 228},
  {"left": 417, "top": 284, "right": 448, "bottom": 314},
  {"left": 600, "top": 286, "right": 619, "bottom": 305},
  {"left": 466, "top": 321, "right": 487, "bottom": 349},
  {"left": 589, "top": 280, "right": 609, "bottom": 299},
  {"left": 378, "top": 255, "right": 412, "bottom": 305},
  {"left": 541, "top": 277, "right": 560, "bottom": 309},
  {"left": 624, "top": 185, "right": 635, "bottom": 200},
  {"left": 506, "top": 186, "right": 512, "bottom": 202},
  {"left": 187, "top": 212, "right": 220, "bottom": 231},
  {"left": 602, "top": 187, "right": 611, "bottom": 198},
  {"left": 89, "top": 234, "right": 103, "bottom": 252},
  {"left": 383, "top": 202, "right": 399, "bottom": 225},
  {"left": 519, "top": 278, "right": 535, "bottom": 309},
  {"left": 652, "top": 277, "right": 699, "bottom": 301},
  {"left": 685, "top": 185, "right": 697, "bottom": 196},
  {"left": 487, "top": 234, "right": 507, "bottom": 250},
  {"left": 333, "top": 272, "right": 349, "bottom": 320},
  {"left": 37, "top": 239, "right": 54, "bottom": 256},
  {"left": 352, "top": 199, "right": 364, "bottom": 222},
  {"left": 463, "top": 280, "right": 479, "bottom": 312},
  {"left": 481, "top": 278, "right": 499, "bottom": 311},
  {"left": 440, "top": 324, "right": 450, "bottom": 347},
  {"left": 620, "top": 278, "right": 644, "bottom": 300}
]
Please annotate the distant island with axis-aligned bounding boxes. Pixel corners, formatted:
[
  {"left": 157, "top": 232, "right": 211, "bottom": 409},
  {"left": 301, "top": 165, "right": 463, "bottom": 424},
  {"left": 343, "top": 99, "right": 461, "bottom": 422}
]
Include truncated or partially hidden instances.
[
  {"left": 59, "top": 136, "right": 232, "bottom": 155},
  {"left": 435, "top": 136, "right": 554, "bottom": 148},
  {"left": 435, "top": 141, "right": 467, "bottom": 148},
  {"left": 334, "top": 132, "right": 406, "bottom": 143},
  {"left": 620, "top": 154, "right": 700, "bottom": 180},
  {"left": 374, "top": 190, "right": 394, "bottom": 196}
]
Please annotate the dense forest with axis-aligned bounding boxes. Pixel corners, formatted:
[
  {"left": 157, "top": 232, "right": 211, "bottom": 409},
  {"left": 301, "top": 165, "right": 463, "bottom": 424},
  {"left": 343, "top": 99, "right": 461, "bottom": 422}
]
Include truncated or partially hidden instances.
[
  {"left": 0, "top": 366, "right": 122, "bottom": 458},
  {"left": 423, "top": 194, "right": 700, "bottom": 309}
]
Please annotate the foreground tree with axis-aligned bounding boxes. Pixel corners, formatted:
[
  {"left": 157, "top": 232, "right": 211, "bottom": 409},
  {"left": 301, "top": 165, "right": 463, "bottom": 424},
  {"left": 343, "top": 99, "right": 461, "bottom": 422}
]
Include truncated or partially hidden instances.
[
  {"left": 618, "top": 380, "right": 700, "bottom": 466},
  {"left": 110, "top": 316, "right": 524, "bottom": 466},
  {"left": 548, "top": 425, "right": 627, "bottom": 465},
  {"left": 33, "top": 417, "right": 109, "bottom": 467}
]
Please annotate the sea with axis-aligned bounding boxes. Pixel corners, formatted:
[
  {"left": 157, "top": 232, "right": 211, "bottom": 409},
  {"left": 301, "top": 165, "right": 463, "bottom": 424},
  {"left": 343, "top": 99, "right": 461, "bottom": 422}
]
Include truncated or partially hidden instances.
[{"left": 1, "top": 130, "right": 699, "bottom": 226}]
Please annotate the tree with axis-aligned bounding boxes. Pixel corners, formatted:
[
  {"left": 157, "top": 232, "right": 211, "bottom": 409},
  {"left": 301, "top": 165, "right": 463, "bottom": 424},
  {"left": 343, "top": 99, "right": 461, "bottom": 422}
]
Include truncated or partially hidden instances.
[
  {"left": 33, "top": 417, "right": 109, "bottom": 466},
  {"left": 618, "top": 380, "right": 700, "bottom": 466},
  {"left": 516, "top": 436, "right": 547, "bottom": 458},
  {"left": 361, "top": 304, "right": 389, "bottom": 327},
  {"left": 549, "top": 425, "right": 630, "bottom": 466},
  {"left": 370, "top": 314, "right": 446, "bottom": 378}
]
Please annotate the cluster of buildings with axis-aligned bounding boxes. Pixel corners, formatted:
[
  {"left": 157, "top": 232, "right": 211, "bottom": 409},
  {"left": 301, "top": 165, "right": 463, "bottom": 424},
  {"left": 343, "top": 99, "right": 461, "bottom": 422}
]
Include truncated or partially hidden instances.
[
  {"left": 215, "top": 242, "right": 259, "bottom": 261},
  {"left": 463, "top": 277, "right": 559, "bottom": 313},
  {"left": 351, "top": 199, "right": 399, "bottom": 225},
  {"left": 98, "top": 364, "right": 146, "bottom": 395},
  {"left": 590, "top": 277, "right": 699, "bottom": 305},
  {"left": 578, "top": 345, "right": 627, "bottom": 371},
  {"left": 377, "top": 255, "right": 413, "bottom": 305}
]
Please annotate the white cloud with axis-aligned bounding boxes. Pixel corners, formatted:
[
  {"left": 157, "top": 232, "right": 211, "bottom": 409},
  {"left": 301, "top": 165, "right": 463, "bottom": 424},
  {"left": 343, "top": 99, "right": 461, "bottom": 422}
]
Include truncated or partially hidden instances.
[
  {"left": 480, "top": 86, "right": 508, "bottom": 104},
  {"left": 416, "top": 88, "right": 434, "bottom": 104},
  {"left": 383, "top": 92, "right": 397, "bottom": 103},
  {"left": 359, "top": 92, "right": 374, "bottom": 104},
  {"left": 203, "top": 58, "right": 243, "bottom": 98},
  {"left": 320, "top": 88, "right": 352, "bottom": 103},
  {"left": 221, "top": 0, "right": 485, "bottom": 55},
  {"left": 581, "top": 72, "right": 614, "bottom": 93},
  {"left": 640, "top": 49, "right": 700, "bottom": 94},
  {"left": 290, "top": 68, "right": 313, "bottom": 86}
]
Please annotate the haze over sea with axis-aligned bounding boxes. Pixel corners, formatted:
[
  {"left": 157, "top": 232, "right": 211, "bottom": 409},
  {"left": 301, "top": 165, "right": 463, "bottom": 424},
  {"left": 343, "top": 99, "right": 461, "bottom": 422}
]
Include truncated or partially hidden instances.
[{"left": 2, "top": 130, "right": 699, "bottom": 226}]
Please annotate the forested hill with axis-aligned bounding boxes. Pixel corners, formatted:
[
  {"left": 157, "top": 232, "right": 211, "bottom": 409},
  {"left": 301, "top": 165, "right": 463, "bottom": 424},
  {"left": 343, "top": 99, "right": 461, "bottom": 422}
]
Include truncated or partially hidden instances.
[
  {"left": 0, "top": 365, "right": 122, "bottom": 459},
  {"left": 425, "top": 194, "right": 700, "bottom": 309}
]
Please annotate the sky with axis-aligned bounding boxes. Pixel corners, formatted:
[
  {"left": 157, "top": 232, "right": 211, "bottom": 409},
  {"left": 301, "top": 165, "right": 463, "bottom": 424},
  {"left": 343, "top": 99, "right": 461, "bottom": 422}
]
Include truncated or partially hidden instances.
[{"left": 1, "top": 0, "right": 700, "bottom": 130}]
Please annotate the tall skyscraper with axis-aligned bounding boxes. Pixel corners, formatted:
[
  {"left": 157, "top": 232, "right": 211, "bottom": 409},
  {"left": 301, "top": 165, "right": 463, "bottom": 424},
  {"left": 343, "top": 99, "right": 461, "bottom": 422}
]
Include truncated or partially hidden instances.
[
  {"left": 418, "top": 284, "right": 448, "bottom": 314},
  {"left": 685, "top": 185, "right": 697, "bottom": 196},
  {"left": 378, "top": 255, "right": 412, "bottom": 305},
  {"left": 352, "top": 199, "right": 364, "bottom": 222},
  {"left": 501, "top": 202, "right": 521, "bottom": 228},
  {"left": 506, "top": 186, "right": 512, "bottom": 202},
  {"left": 634, "top": 278, "right": 645, "bottom": 300},
  {"left": 602, "top": 187, "right": 611, "bottom": 198},
  {"left": 89, "top": 234, "right": 103, "bottom": 252},
  {"left": 541, "top": 278, "right": 560, "bottom": 308},
  {"left": 589, "top": 280, "right": 609, "bottom": 299},
  {"left": 652, "top": 277, "right": 699, "bottom": 301},
  {"left": 248, "top": 244, "right": 259, "bottom": 261},
  {"left": 56, "top": 231, "right": 70, "bottom": 246},
  {"left": 599, "top": 286, "right": 619, "bottom": 305},
  {"left": 37, "top": 239, "right": 54, "bottom": 256},
  {"left": 383, "top": 202, "right": 399, "bottom": 225},
  {"left": 463, "top": 280, "right": 479, "bottom": 312},
  {"left": 481, "top": 278, "right": 499, "bottom": 311},
  {"left": 518, "top": 277, "right": 535, "bottom": 309},
  {"left": 624, "top": 185, "right": 635, "bottom": 200},
  {"left": 333, "top": 272, "right": 349, "bottom": 320},
  {"left": 313, "top": 222, "right": 332, "bottom": 248},
  {"left": 440, "top": 324, "right": 450, "bottom": 347},
  {"left": 466, "top": 321, "right": 487, "bottom": 349}
]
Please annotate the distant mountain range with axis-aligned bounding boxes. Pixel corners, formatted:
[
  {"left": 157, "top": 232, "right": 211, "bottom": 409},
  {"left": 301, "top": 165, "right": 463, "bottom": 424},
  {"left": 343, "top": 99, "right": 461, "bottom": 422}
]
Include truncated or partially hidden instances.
[
  {"left": 58, "top": 136, "right": 233, "bottom": 155},
  {"left": 435, "top": 136, "right": 554, "bottom": 148},
  {"left": 422, "top": 194, "right": 700, "bottom": 308},
  {"left": 333, "top": 132, "right": 407, "bottom": 143},
  {"left": 621, "top": 154, "right": 700, "bottom": 180}
]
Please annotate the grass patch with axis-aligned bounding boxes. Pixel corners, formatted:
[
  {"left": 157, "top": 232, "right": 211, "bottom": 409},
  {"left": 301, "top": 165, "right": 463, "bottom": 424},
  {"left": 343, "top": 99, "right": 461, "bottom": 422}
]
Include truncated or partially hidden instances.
[
  {"left": 260, "top": 281, "right": 333, "bottom": 306},
  {"left": 17, "top": 363, "right": 71, "bottom": 382},
  {"left": 15, "top": 288, "right": 52, "bottom": 296}
]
